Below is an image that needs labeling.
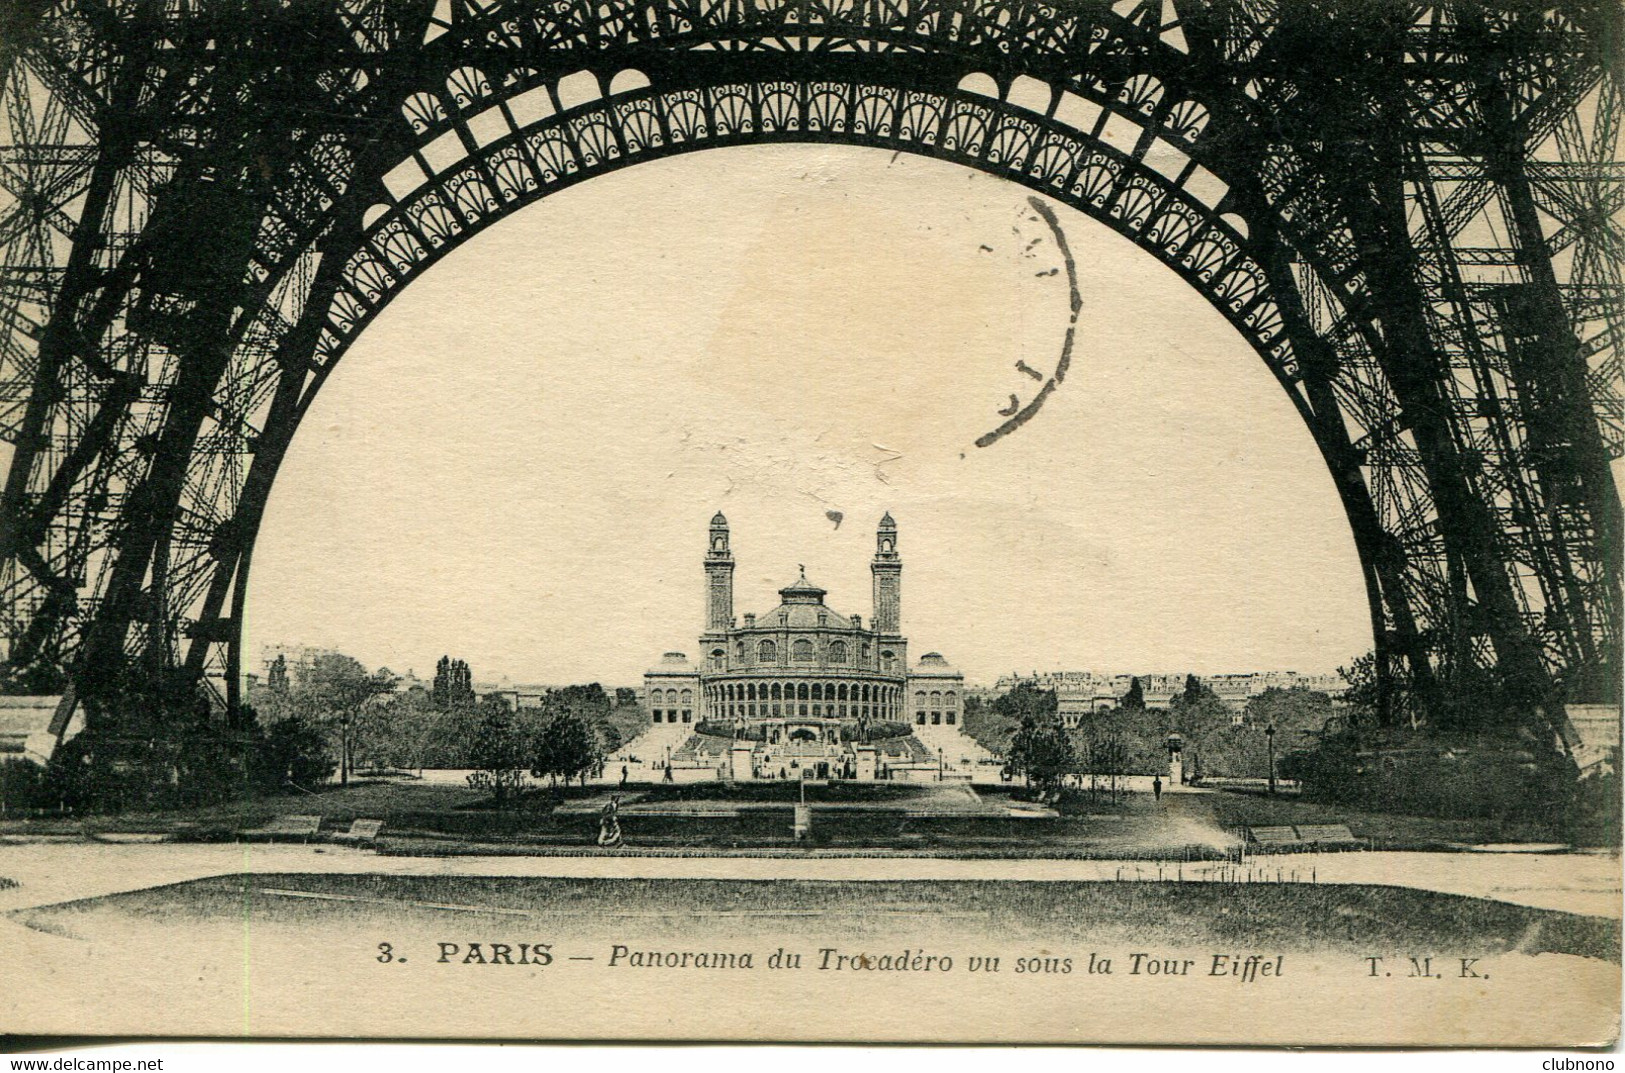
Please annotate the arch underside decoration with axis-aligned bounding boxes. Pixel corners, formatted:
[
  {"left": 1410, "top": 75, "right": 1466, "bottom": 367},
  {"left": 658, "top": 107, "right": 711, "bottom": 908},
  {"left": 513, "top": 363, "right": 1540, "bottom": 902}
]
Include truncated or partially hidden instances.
[{"left": 0, "top": 1, "right": 1618, "bottom": 735}]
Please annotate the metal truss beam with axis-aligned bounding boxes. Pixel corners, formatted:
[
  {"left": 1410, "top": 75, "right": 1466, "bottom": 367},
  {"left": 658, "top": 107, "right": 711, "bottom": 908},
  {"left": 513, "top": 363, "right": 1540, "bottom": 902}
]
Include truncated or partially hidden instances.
[{"left": 0, "top": 0, "right": 1617, "bottom": 744}]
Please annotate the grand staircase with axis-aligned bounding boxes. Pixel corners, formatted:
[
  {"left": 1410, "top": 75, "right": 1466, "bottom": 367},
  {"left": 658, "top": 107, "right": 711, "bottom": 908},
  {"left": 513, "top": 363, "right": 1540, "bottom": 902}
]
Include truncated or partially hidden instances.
[
  {"left": 910, "top": 723, "right": 1002, "bottom": 770},
  {"left": 609, "top": 719, "right": 695, "bottom": 776}
]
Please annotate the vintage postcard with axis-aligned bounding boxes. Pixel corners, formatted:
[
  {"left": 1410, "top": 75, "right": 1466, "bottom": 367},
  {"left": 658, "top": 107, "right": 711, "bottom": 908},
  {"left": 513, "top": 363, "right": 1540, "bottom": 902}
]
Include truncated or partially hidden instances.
[{"left": 0, "top": 0, "right": 1619, "bottom": 1049}]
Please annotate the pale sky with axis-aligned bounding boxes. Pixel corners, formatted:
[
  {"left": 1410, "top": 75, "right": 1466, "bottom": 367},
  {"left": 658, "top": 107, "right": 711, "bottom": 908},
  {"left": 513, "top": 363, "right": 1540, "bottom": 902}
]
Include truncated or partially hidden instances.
[{"left": 243, "top": 145, "right": 1372, "bottom": 687}]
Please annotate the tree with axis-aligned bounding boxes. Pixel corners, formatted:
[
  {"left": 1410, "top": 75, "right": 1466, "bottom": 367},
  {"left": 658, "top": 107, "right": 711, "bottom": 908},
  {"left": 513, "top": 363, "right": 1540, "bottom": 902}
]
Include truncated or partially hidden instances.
[
  {"left": 1338, "top": 651, "right": 1385, "bottom": 728},
  {"left": 533, "top": 683, "right": 626, "bottom": 775},
  {"left": 1245, "top": 687, "right": 1337, "bottom": 739},
  {"left": 533, "top": 711, "right": 603, "bottom": 786},
  {"left": 614, "top": 687, "right": 637, "bottom": 708},
  {"left": 960, "top": 694, "right": 1012, "bottom": 755},
  {"left": 1165, "top": 677, "right": 1229, "bottom": 781},
  {"left": 1120, "top": 676, "right": 1145, "bottom": 710},
  {"left": 1079, "top": 708, "right": 1131, "bottom": 801},
  {"left": 467, "top": 697, "right": 527, "bottom": 805},
  {"left": 288, "top": 652, "right": 396, "bottom": 785},
  {"left": 256, "top": 711, "right": 335, "bottom": 789},
  {"left": 998, "top": 684, "right": 1073, "bottom": 793},
  {"left": 1007, "top": 716, "right": 1075, "bottom": 795},
  {"left": 432, "top": 655, "right": 474, "bottom": 710},
  {"left": 1168, "top": 677, "right": 1225, "bottom": 723},
  {"left": 992, "top": 681, "right": 1058, "bottom": 724}
]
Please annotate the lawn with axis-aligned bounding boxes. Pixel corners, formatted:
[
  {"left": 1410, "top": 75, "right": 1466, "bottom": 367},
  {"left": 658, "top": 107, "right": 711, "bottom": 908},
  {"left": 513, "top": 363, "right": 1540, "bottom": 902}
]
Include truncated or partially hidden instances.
[
  {"left": 0, "top": 777, "right": 488, "bottom": 838},
  {"left": 1192, "top": 790, "right": 1566, "bottom": 847},
  {"left": 0, "top": 776, "right": 1575, "bottom": 856},
  {"left": 13, "top": 873, "right": 1618, "bottom": 963}
]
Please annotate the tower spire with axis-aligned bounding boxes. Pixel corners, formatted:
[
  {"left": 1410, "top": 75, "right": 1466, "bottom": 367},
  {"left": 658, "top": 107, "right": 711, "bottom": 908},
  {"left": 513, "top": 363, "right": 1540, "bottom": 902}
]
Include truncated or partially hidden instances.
[
  {"left": 872, "top": 512, "right": 901, "bottom": 633},
  {"left": 705, "top": 511, "right": 734, "bottom": 631}
]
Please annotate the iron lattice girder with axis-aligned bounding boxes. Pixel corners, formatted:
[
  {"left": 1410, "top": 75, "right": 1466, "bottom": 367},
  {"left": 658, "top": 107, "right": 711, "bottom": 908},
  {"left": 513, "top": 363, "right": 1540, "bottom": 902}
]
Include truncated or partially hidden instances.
[{"left": 0, "top": 0, "right": 1617, "bottom": 719}]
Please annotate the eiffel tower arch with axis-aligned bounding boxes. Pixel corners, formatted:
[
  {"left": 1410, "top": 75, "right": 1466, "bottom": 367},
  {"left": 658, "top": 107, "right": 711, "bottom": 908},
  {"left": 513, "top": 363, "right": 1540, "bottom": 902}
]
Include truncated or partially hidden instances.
[{"left": 0, "top": 1, "right": 1618, "bottom": 745}]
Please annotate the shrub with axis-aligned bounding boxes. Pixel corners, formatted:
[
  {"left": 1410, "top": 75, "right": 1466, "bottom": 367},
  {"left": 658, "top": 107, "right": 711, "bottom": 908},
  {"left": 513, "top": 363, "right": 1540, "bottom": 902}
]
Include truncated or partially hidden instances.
[
  {"left": 254, "top": 715, "right": 336, "bottom": 791},
  {"left": 0, "top": 757, "right": 53, "bottom": 812},
  {"left": 1284, "top": 727, "right": 1574, "bottom": 825}
]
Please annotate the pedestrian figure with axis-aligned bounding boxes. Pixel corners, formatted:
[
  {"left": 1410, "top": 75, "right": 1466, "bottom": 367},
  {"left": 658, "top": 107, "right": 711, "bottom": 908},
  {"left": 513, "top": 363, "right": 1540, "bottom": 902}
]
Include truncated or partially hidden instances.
[
  {"left": 597, "top": 796, "right": 623, "bottom": 848},
  {"left": 663, "top": 763, "right": 674, "bottom": 783},
  {"left": 620, "top": 764, "right": 628, "bottom": 787},
  {"left": 1152, "top": 775, "right": 1163, "bottom": 801}
]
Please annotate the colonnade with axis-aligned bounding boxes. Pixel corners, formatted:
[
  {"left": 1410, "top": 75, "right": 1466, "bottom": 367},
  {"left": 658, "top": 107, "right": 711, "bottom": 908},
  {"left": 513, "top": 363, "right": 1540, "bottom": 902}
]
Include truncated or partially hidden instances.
[{"left": 704, "top": 679, "right": 902, "bottom": 722}]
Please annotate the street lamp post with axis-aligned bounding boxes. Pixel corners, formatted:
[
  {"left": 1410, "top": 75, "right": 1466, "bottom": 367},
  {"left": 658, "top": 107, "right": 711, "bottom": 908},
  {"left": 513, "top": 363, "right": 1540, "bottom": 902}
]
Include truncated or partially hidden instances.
[
  {"left": 340, "top": 712, "right": 351, "bottom": 787},
  {"left": 1266, "top": 724, "right": 1276, "bottom": 796}
]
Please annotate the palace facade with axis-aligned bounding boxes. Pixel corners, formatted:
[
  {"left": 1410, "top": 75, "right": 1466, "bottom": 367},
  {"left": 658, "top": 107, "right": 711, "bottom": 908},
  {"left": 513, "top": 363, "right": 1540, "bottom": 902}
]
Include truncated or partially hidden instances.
[
  {"left": 643, "top": 513, "right": 977, "bottom": 778},
  {"left": 992, "top": 669, "right": 1351, "bottom": 725}
]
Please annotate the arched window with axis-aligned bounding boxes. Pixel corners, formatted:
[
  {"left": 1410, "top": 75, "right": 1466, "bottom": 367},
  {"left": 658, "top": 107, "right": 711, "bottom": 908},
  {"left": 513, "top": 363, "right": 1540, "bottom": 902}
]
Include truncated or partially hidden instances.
[
  {"left": 770, "top": 683, "right": 781, "bottom": 701},
  {"left": 792, "top": 638, "right": 814, "bottom": 662},
  {"left": 915, "top": 690, "right": 927, "bottom": 705},
  {"left": 945, "top": 690, "right": 956, "bottom": 707},
  {"left": 758, "top": 640, "right": 776, "bottom": 663},
  {"left": 881, "top": 650, "right": 895, "bottom": 671},
  {"left": 736, "top": 641, "right": 745, "bottom": 660},
  {"left": 680, "top": 689, "right": 692, "bottom": 704},
  {"left": 797, "top": 682, "right": 809, "bottom": 701},
  {"left": 710, "top": 648, "right": 725, "bottom": 668},
  {"left": 930, "top": 690, "right": 942, "bottom": 707},
  {"left": 828, "top": 641, "right": 847, "bottom": 663},
  {"left": 837, "top": 683, "right": 848, "bottom": 700}
]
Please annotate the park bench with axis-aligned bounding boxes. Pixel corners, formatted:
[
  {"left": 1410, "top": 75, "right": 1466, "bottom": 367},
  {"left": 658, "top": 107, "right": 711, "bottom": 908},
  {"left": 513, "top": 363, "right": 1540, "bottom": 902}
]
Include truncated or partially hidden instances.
[
  {"left": 237, "top": 814, "right": 322, "bottom": 843},
  {"left": 330, "top": 818, "right": 385, "bottom": 846},
  {"left": 1294, "top": 823, "right": 1359, "bottom": 846},
  {"left": 1247, "top": 825, "right": 1301, "bottom": 847}
]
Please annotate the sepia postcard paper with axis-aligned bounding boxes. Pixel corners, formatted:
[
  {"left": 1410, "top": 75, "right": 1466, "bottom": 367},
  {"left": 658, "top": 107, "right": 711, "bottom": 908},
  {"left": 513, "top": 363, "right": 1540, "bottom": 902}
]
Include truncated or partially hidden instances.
[{"left": 0, "top": 0, "right": 1619, "bottom": 1049}]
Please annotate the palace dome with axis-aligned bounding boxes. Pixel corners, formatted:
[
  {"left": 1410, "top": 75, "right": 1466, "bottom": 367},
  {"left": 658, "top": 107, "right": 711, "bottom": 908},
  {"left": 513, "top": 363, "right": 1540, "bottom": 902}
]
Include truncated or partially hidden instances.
[
  {"left": 912, "top": 652, "right": 960, "bottom": 676},
  {"left": 755, "top": 568, "right": 855, "bottom": 629},
  {"left": 647, "top": 651, "right": 697, "bottom": 675}
]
